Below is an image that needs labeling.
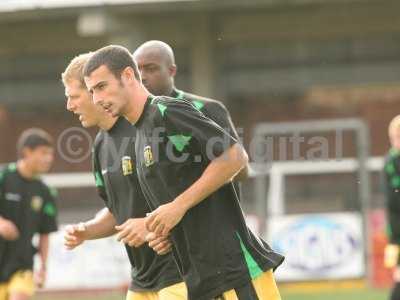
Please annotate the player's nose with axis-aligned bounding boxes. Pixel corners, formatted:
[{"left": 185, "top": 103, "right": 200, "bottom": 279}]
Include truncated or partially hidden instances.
[
  {"left": 92, "top": 94, "right": 103, "bottom": 106},
  {"left": 66, "top": 98, "right": 75, "bottom": 112}
]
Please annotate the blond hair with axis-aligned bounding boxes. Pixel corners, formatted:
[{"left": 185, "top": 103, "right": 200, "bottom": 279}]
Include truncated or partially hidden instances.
[
  {"left": 61, "top": 52, "right": 93, "bottom": 88},
  {"left": 389, "top": 115, "right": 400, "bottom": 136}
]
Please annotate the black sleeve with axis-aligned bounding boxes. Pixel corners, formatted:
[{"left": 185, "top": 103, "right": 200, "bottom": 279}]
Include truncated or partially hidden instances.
[
  {"left": 203, "top": 102, "right": 240, "bottom": 141},
  {"left": 38, "top": 186, "right": 58, "bottom": 234},
  {"left": 92, "top": 144, "right": 108, "bottom": 203},
  {"left": 160, "top": 99, "right": 238, "bottom": 160},
  {"left": 0, "top": 166, "right": 9, "bottom": 216},
  {"left": 384, "top": 156, "right": 400, "bottom": 244}
]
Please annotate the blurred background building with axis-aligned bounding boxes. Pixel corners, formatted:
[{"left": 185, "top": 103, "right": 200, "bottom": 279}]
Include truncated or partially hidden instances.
[{"left": 1, "top": 0, "right": 400, "bottom": 218}]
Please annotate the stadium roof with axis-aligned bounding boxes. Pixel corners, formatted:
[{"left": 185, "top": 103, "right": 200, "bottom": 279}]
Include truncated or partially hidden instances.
[
  {"left": 0, "top": 0, "right": 373, "bottom": 23},
  {"left": 0, "top": 0, "right": 198, "bottom": 12},
  {"left": 0, "top": 0, "right": 370, "bottom": 13}
]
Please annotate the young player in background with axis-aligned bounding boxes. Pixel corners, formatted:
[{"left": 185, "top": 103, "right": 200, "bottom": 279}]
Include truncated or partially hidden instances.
[
  {"left": 384, "top": 115, "right": 400, "bottom": 300},
  {"left": 62, "top": 53, "right": 186, "bottom": 300},
  {"left": 0, "top": 128, "right": 58, "bottom": 300}
]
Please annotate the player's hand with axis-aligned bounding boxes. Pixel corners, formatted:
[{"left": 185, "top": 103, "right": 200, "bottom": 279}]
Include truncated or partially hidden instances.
[
  {"left": 146, "top": 232, "right": 172, "bottom": 255},
  {"left": 34, "top": 267, "right": 46, "bottom": 288},
  {"left": 0, "top": 217, "right": 19, "bottom": 241},
  {"left": 394, "top": 266, "right": 400, "bottom": 281},
  {"left": 64, "top": 223, "right": 87, "bottom": 250},
  {"left": 384, "top": 244, "right": 400, "bottom": 268},
  {"left": 115, "top": 218, "right": 149, "bottom": 247},
  {"left": 145, "top": 202, "right": 186, "bottom": 237}
]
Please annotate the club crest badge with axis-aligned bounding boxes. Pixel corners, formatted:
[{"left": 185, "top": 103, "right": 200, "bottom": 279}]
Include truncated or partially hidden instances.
[
  {"left": 31, "top": 196, "right": 43, "bottom": 212},
  {"left": 144, "top": 145, "right": 154, "bottom": 167},
  {"left": 122, "top": 156, "right": 133, "bottom": 176}
]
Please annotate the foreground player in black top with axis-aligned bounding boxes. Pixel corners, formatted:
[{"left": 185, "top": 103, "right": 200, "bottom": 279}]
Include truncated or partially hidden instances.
[
  {"left": 0, "top": 129, "right": 58, "bottom": 300},
  {"left": 84, "top": 45, "right": 283, "bottom": 300},
  {"left": 132, "top": 41, "right": 280, "bottom": 260},
  {"left": 62, "top": 53, "right": 186, "bottom": 300}
]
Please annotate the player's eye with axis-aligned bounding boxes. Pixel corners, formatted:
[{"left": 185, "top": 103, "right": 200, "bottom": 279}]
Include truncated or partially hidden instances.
[
  {"left": 98, "top": 83, "right": 107, "bottom": 90},
  {"left": 93, "top": 85, "right": 102, "bottom": 92},
  {"left": 146, "top": 66, "right": 158, "bottom": 72}
]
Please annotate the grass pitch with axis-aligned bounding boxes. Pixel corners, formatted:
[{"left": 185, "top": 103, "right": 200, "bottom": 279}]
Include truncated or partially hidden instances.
[{"left": 33, "top": 287, "right": 389, "bottom": 300}]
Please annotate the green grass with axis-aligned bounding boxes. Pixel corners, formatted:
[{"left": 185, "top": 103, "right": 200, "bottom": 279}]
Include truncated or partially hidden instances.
[
  {"left": 282, "top": 288, "right": 388, "bottom": 300},
  {"left": 33, "top": 288, "right": 389, "bottom": 300}
]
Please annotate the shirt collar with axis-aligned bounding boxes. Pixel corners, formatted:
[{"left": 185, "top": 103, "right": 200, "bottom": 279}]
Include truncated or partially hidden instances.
[
  {"left": 134, "top": 95, "right": 154, "bottom": 127},
  {"left": 170, "top": 88, "right": 184, "bottom": 100}
]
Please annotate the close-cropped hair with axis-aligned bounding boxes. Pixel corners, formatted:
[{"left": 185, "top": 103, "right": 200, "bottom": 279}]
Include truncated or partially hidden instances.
[{"left": 83, "top": 45, "right": 140, "bottom": 81}]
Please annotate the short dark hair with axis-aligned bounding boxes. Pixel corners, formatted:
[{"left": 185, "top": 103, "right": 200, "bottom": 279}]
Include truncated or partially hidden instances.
[
  {"left": 17, "top": 128, "right": 53, "bottom": 157},
  {"left": 83, "top": 45, "right": 141, "bottom": 81}
]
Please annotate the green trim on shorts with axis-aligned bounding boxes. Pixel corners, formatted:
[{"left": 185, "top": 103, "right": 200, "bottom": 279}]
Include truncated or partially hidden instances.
[{"left": 236, "top": 232, "right": 263, "bottom": 279}]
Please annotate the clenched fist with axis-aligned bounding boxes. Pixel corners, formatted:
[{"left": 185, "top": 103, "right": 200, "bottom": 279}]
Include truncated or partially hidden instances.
[
  {"left": 0, "top": 217, "right": 19, "bottom": 241},
  {"left": 115, "top": 218, "right": 149, "bottom": 248},
  {"left": 64, "top": 223, "right": 87, "bottom": 250},
  {"left": 146, "top": 232, "right": 172, "bottom": 255}
]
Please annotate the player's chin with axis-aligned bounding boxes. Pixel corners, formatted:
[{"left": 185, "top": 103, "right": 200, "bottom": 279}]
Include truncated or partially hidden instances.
[
  {"left": 110, "top": 108, "right": 121, "bottom": 118},
  {"left": 38, "top": 164, "right": 52, "bottom": 173},
  {"left": 81, "top": 118, "right": 96, "bottom": 128},
  {"left": 80, "top": 120, "right": 90, "bottom": 128}
]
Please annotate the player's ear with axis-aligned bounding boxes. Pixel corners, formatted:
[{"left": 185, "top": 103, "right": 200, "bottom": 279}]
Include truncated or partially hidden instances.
[
  {"left": 121, "top": 67, "right": 135, "bottom": 84},
  {"left": 21, "top": 147, "right": 32, "bottom": 159},
  {"left": 169, "top": 64, "right": 177, "bottom": 77}
]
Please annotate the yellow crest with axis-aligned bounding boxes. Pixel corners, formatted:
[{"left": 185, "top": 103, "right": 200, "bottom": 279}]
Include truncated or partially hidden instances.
[
  {"left": 121, "top": 156, "right": 133, "bottom": 176},
  {"left": 31, "top": 196, "right": 43, "bottom": 212},
  {"left": 144, "top": 145, "right": 154, "bottom": 167}
]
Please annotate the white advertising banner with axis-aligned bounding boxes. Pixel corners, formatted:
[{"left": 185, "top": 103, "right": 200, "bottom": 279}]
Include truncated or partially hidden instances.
[
  {"left": 266, "top": 213, "right": 365, "bottom": 281},
  {"left": 35, "top": 226, "right": 130, "bottom": 290}
]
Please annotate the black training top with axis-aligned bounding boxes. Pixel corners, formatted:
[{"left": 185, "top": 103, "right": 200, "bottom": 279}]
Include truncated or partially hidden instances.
[
  {"left": 172, "top": 89, "right": 278, "bottom": 261},
  {"left": 0, "top": 163, "right": 58, "bottom": 282},
  {"left": 384, "top": 148, "right": 400, "bottom": 244},
  {"left": 134, "top": 96, "right": 284, "bottom": 300},
  {"left": 171, "top": 89, "right": 244, "bottom": 201},
  {"left": 171, "top": 89, "right": 239, "bottom": 141},
  {"left": 92, "top": 117, "right": 182, "bottom": 292}
]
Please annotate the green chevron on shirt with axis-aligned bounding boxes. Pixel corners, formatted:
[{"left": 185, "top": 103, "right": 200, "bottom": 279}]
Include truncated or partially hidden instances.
[
  {"left": 157, "top": 103, "right": 168, "bottom": 117},
  {"left": 386, "top": 162, "right": 396, "bottom": 175},
  {"left": 175, "top": 90, "right": 184, "bottom": 100},
  {"left": 95, "top": 172, "right": 104, "bottom": 187},
  {"left": 390, "top": 148, "right": 400, "bottom": 158},
  {"left": 391, "top": 176, "right": 400, "bottom": 188},
  {"left": 49, "top": 187, "right": 58, "bottom": 198},
  {"left": 8, "top": 163, "right": 17, "bottom": 172},
  {"left": 192, "top": 100, "right": 204, "bottom": 111},
  {"left": 43, "top": 202, "right": 56, "bottom": 217},
  {"left": 168, "top": 135, "right": 192, "bottom": 152},
  {"left": 0, "top": 170, "right": 5, "bottom": 184}
]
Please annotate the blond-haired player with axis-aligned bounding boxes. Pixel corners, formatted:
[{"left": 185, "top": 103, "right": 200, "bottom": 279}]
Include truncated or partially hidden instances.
[{"left": 61, "top": 53, "right": 186, "bottom": 300}]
